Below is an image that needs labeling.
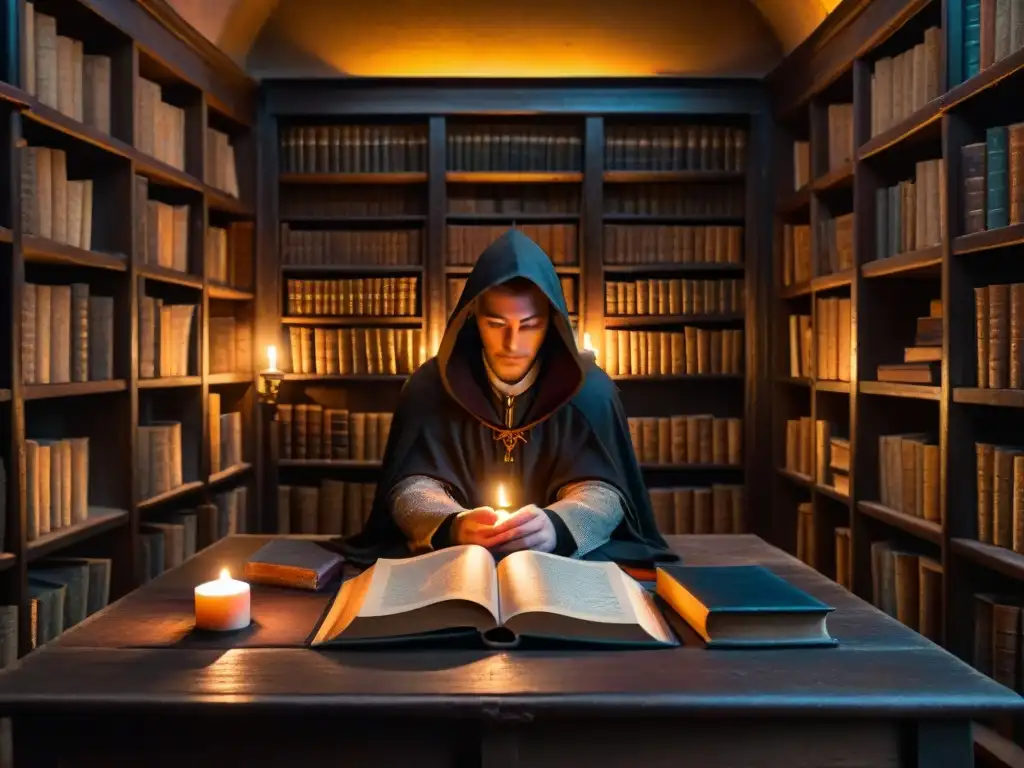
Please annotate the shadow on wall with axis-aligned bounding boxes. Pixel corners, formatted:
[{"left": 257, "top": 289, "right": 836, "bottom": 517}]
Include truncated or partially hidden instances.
[{"left": 244, "top": 0, "right": 785, "bottom": 79}]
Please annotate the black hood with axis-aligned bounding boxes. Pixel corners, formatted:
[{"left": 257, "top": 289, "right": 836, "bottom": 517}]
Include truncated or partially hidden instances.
[{"left": 436, "top": 229, "right": 584, "bottom": 431}]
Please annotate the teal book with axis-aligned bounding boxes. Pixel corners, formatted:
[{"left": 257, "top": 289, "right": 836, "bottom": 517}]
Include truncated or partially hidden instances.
[
  {"left": 964, "top": 0, "right": 982, "bottom": 81},
  {"left": 655, "top": 564, "right": 838, "bottom": 648},
  {"left": 986, "top": 126, "right": 1009, "bottom": 230}
]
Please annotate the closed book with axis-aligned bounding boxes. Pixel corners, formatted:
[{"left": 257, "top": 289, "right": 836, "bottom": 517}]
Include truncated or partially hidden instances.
[
  {"left": 655, "top": 564, "right": 837, "bottom": 648},
  {"left": 244, "top": 539, "right": 345, "bottom": 591}
]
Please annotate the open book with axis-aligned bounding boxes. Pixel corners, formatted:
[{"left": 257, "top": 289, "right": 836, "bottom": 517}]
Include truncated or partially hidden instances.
[{"left": 310, "top": 545, "right": 677, "bottom": 648}]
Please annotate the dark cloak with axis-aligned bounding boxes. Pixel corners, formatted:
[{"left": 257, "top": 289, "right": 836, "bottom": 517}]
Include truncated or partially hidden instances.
[{"left": 337, "top": 229, "right": 678, "bottom": 567}]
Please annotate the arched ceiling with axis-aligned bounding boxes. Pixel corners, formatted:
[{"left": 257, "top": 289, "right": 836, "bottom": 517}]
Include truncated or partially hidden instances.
[{"left": 166, "top": 0, "right": 840, "bottom": 78}]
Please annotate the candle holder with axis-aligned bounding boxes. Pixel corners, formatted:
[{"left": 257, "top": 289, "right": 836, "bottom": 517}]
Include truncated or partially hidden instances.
[{"left": 258, "top": 369, "right": 284, "bottom": 406}]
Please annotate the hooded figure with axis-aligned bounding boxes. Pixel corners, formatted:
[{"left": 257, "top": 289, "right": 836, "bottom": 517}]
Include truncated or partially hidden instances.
[{"left": 338, "top": 229, "right": 677, "bottom": 567}]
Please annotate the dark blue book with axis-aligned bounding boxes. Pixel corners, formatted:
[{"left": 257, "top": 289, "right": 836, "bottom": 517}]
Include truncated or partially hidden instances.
[{"left": 655, "top": 564, "right": 838, "bottom": 648}]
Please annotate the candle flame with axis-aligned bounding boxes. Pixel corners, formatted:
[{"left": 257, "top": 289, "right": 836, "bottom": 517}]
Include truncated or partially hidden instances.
[
  {"left": 582, "top": 332, "right": 594, "bottom": 352},
  {"left": 266, "top": 345, "right": 278, "bottom": 372},
  {"left": 496, "top": 483, "right": 509, "bottom": 509},
  {"left": 219, "top": 568, "right": 231, "bottom": 581}
]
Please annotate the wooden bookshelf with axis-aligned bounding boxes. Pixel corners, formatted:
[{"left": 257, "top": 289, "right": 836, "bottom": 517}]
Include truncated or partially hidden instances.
[
  {"left": 261, "top": 87, "right": 767, "bottom": 546},
  {"left": 0, "top": 0, "right": 258, "bottom": 660},
  {"left": 769, "top": 0, "right": 1024, "bottom": 759}
]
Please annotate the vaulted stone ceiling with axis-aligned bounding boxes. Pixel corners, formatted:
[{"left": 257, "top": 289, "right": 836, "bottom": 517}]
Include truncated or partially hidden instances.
[{"left": 166, "top": 0, "right": 841, "bottom": 78}]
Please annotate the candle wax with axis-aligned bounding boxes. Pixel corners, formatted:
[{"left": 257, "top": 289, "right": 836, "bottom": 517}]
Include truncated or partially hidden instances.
[{"left": 194, "top": 569, "right": 251, "bottom": 632}]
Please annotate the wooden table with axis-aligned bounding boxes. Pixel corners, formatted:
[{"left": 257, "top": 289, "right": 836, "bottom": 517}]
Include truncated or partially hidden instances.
[{"left": 0, "top": 534, "right": 1019, "bottom": 768}]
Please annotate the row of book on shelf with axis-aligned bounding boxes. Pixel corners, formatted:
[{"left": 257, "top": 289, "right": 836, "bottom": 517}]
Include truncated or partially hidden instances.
[
  {"left": 795, "top": 506, "right": 851, "bottom": 585},
  {"left": 209, "top": 315, "right": 253, "bottom": 376},
  {"left": 604, "top": 224, "right": 743, "bottom": 265},
  {"left": 141, "top": 488, "right": 249, "bottom": 583},
  {"left": 24, "top": 436, "right": 89, "bottom": 542},
  {"left": 963, "top": 123, "right": 1024, "bottom": 234},
  {"left": 976, "top": 442, "right": 1024, "bottom": 554},
  {"left": 447, "top": 276, "right": 577, "bottom": 316},
  {"left": 607, "top": 183, "right": 744, "bottom": 217},
  {"left": 784, "top": 417, "right": 942, "bottom": 523},
  {"left": 606, "top": 278, "right": 744, "bottom": 317},
  {"left": 21, "top": 4, "right": 238, "bottom": 192},
  {"left": 599, "top": 329, "right": 744, "bottom": 378},
  {"left": 276, "top": 407, "right": 393, "bottom": 462},
  {"left": 139, "top": 298, "right": 195, "bottom": 379},
  {"left": 785, "top": 418, "right": 850, "bottom": 496},
  {"left": 288, "top": 327, "right": 427, "bottom": 376},
  {"left": 878, "top": 299, "right": 943, "bottom": 384},
  {"left": 976, "top": 283, "right": 1024, "bottom": 390},
  {"left": 21, "top": 283, "right": 114, "bottom": 385},
  {"left": 650, "top": 485, "right": 745, "bottom": 535},
  {"left": 22, "top": 147, "right": 94, "bottom": 251},
  {"left": 963, "top": 0, "right": 1024, "bottom": 78},
  {"left": 280, "top": 186, "right": 423, "bottom": 218},
  {"left": 605, "top": 125, "right": 747, "bottom": 172},
  {"left": 876, "top": 159, "right": 945, "bottom": 259},
  {"left": 448, "top": 125, "right": 582, "bottom": 171},
  {"left": 280, "top": 226, "right": 423, "bottom": 267},
  {"left": 209, "top": 395, "right": 244, "bottom": 476},
  {"left": 280, "top": 125, "right": 428, "bottom": 174},
  {"left": 278, "top": 481, "right": 375, "bottom": 537},
  {"left": 207, "top": 222, "right": 253, "bottom": 288},
  {"left": 628, "top": 415, "right": 742, "bottom": 466},
  {"left": 447, "top": 224, "right": 578, "bottom": 266},
  {"left": 285, "top": 277, "right": 420, "bottom": 317},
  {"left": 975, "top": 592, "right": 1024, "bottom": 734},
  {"left": 449, "top": 185, "right": 578, "bottom": 214}
]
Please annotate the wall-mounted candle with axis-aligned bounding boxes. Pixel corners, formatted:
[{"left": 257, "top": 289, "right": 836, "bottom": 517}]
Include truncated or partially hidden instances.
[
  {"left": 581, "top": 332, "right": 598, "bottom": 363},
  {"left": 265, "top": 344, "right": 279, "bottom": 373},
  {"left": 195, "top": 568, "right": 251, "bottom": 632}
]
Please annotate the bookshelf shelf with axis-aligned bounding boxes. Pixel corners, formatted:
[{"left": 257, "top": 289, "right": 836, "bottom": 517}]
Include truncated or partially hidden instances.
[
  {"left": 952, "top": 388, "right": 1024, "bottom": 408},
  {"left": 780, "top": 281, "right": 814, "bottom": 299},
  {"left": 25, "top": 507, "right": 129, "bottom": 563},
  {"left": 860, "top": 381, "right": 942, "bottom": 401},
  {"left": 283, "top": 215, "right": 428, "bottom": 226},
  {"left": 857, "top": 501, "right": 943, "bottom": 545},
  {"left": 815, "top": 484, "right": 850, "bottom": 505},
  {"left": 776, "top": 185, "right": 811, "bottom": 216},
  {"left": 944, "top": 41, "right": 1024, "bottom": 111},
  {"left": 22, "top": 380, "right": 128, "bottom": 401},
  {"left": 951, "top": 223, "right": 1024, "bottom": 256},
  {"left": 136, "top": 481, "right": 206, "bottom": 512},
  {"left": 138, "top": 376, "right": 203, "bottom": 390},
  {"left": 605, "top": 313, "right": 743, "bottom": 328},
  {"left": 448, "top": 213, "right": 580, "bottom": 223},
  {"left": 448, "top": 171, "right": 582, "bottom": 184},
  {"left": 815, "top": 380, "right": 850, "bottom": 393},
  {"left": 861, "top": 246, "right": 943, "bottom": 279},
  {"left": 206, "top": 188, "right": 253, "bottom": 218},
  {"left": 857, "top": 100, "right": 943, "bottom": 162},
  {"left": 811, "top": 163, "right": 854, "bottom": 192},
  {"left": 134, "top": 154, "right": 205, "bottom": 194},
  {"left": 811, "top": 270, "right": 855, "bottom": 292},
  {"left": 602, "top": 213, "right": 745, "bottom": 225},
  {"left": 778, "top": 467, "right": 813, "bottom": 488},
  {"left": 278, "top": 459, "right": 383, "bottom": 470},
  {"left": 0, "top": 81, "right": 28, "bottom": 108},
  {"left": 281, "top": 264, "right": 425, "bottom": 275},
  {"left": 209, "top": 462, "right": 253, "bottom": 488},
  {"left": 208, "top": 372, "right": 254, "bottom": 385},
  {"left": 777, "top": 376, "right": 811, "bottom": 387},
  {"left": 137, "top": 265, "right": 204, "bottom": 290},
  {"left": 603, "top": 170, "right": 743, "bottom": 184},
  {"left": 280, "top": 316, "right": 423, "bottom": 327},
  {"left": 208, "top": 284, "right": 254, "bottom": 301},
  {"left": 974, "top": 723, "right": 1024, "bottom": 767},
  {"left": 280, "top": 172, "right": 428, "bottom": 185},
  {"left": 951, "top": 539, "right": 1024, "bottom": 583},
  {"left": 446, "top": 264, "right": 581, "bottom": 275},
  {"left": 603, "top": 262, "right": 744, "bottom": 275},
  {"left": 21, "top": 236, "right": 128, "bottom": 272}
]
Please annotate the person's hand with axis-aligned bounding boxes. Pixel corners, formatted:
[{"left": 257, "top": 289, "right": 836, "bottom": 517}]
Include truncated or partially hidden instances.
[
  {"left": 450, "top": 506, "right": 500, "bottom": 546},
  {"left": 484, "top": 504, "right": 557, "bottom": 553}
]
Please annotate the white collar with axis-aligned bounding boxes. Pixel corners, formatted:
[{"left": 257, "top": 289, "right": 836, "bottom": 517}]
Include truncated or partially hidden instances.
[{"left": 483, "top": 351, "right": 539, "bottom": 397}]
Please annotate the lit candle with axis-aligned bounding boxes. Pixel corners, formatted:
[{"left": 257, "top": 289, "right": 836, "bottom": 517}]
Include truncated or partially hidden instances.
[
  {"left": 495, "top": 483, "right": 511, "bottom": 523},
  {"left": 194, "top": 568, "right": 251, "bottom": 632},
  {"left": 264, "top": 344, "right": 279, "bottom": 373},
  {"left": 581, "top": 332, "right": 599, "bottom": 363}
]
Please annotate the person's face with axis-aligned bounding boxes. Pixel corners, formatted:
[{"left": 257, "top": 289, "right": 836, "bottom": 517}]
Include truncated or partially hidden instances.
[{"left": 475, "top": 284, "right": 551, "bottom": 384}]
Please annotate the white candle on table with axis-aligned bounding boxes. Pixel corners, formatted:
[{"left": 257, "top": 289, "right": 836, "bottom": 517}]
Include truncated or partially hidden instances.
[{"left": 195, "top": 568, "right": 251, "bottom": 632}]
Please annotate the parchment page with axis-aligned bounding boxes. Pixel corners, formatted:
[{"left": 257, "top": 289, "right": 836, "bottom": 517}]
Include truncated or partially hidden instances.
[
  {"left": 497, "top": 550, "right": 636, "bottom": 625},
  {"left": 360, "top": 544, "right": 499, "bottom": 623}
]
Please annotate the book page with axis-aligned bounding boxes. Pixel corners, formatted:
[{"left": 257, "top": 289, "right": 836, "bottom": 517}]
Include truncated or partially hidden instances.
[
  {"left": 360, "top": 544, "right": 499, "bottom": 622},
  {"left": 497, "top": 551, "right": 637, "bottom": 626}
]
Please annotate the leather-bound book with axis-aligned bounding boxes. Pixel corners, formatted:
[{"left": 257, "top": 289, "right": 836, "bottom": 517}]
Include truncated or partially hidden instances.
[{"left": 244, "top": 539, "right": 344, "bottom": 591}]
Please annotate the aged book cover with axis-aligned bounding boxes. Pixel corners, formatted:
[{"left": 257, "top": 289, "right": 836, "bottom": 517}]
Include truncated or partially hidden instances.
[
  {"left": 245, "top": 539, "right": 344, "bottom": 591},
  {"left": 311, "top": 545, "right": 676, "bottom": 649}
]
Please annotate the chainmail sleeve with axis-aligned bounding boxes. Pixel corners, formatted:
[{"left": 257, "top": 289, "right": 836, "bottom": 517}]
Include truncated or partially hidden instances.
[
  {"left": 545, "top": 480, "right": 627, "bottom": 558},
  {"left": 389, "top": 475, "right": 465, "bottom": 553}
]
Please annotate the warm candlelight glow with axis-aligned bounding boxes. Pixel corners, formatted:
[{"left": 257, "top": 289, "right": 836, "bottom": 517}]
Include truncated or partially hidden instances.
[
  {"left": 195, "top": 568, "right": 251, "bottom": 631},
  {"left": 582, "top": 332, "right": 594, "bottom": 352},
  {"left": 265, "top": 345, "right": 278, "bottom": 373},
  {"left": 496, "top": 483, "right": 509, "bottom": 509}
]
